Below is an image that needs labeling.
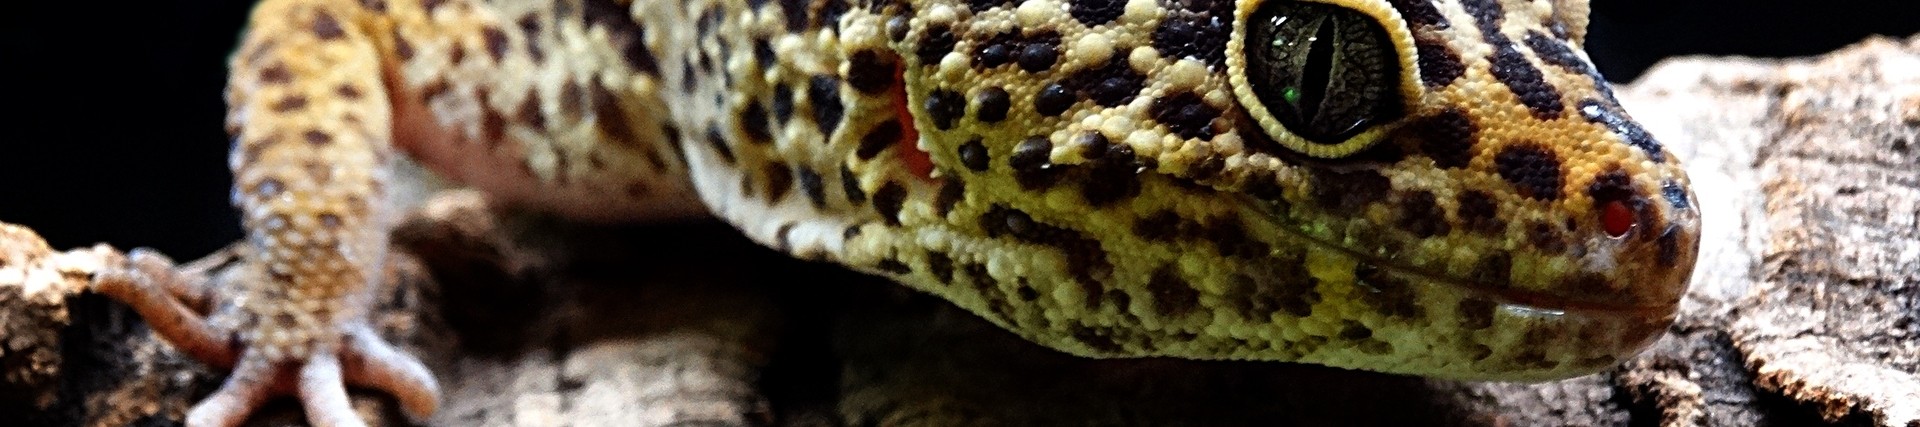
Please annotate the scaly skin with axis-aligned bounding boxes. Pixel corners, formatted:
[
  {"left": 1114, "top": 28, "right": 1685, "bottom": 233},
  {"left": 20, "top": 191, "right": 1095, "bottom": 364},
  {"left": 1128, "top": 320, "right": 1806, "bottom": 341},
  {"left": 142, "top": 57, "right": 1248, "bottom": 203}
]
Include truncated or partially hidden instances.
[{"left": 92, "top": 0, "right": 1699, "bottom": 425}]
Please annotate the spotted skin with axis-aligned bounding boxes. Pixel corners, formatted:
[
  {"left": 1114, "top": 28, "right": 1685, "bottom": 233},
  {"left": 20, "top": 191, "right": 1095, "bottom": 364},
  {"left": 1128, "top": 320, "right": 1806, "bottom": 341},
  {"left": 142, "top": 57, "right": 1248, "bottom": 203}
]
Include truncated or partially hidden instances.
[{"left": 93, "top": 0, "right": 1699, "bottom": 425}]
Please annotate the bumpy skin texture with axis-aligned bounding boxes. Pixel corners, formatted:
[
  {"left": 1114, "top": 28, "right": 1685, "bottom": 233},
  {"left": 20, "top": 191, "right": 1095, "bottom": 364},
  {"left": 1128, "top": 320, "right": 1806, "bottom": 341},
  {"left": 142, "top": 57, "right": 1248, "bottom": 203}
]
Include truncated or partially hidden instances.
[{"left": 94, "top": 0, "right": 1699, "bottom": 425}]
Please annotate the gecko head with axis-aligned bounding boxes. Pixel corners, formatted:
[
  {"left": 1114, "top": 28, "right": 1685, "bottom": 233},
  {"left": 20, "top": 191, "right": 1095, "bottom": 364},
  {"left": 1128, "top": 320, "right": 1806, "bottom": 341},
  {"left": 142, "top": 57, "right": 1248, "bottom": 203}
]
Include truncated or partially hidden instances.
[{"left": 876, "top": 0, "right": 1696, "bottom": 380}]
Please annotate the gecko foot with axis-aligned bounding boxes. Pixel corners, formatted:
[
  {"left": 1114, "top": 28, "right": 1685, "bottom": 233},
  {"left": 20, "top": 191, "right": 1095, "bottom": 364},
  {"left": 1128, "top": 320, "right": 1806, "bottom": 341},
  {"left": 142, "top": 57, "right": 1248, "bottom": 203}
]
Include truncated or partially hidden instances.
[{"left": 93, "top": 249, "right": 440, "bottom": 427}]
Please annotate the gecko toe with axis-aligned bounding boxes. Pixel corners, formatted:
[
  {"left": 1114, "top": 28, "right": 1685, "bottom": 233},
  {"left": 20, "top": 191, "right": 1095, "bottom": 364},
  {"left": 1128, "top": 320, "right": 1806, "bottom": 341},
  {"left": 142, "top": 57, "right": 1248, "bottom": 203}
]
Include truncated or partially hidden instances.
[
  {"left": 299, "top": 354, "right": 371, "bottom": 427},
  {"left": 186, "top": 348, "right": 292, "bottom": 427},
  {"left": 343, "top": 324, "right": 442, "bottom": 421}
]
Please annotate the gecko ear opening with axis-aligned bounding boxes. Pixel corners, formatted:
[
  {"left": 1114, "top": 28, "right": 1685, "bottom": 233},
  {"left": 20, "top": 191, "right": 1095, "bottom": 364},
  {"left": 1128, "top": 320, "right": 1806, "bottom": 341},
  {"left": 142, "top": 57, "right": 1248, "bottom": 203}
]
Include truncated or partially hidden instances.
[{"left": 1230, "top": 0, "right": 1404, "bottom": 158}]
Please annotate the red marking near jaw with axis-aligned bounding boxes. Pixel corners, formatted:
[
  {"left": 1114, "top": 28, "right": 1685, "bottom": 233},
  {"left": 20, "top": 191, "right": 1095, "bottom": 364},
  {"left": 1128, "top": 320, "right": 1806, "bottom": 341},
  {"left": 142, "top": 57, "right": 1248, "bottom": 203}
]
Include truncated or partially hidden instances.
[{"left": 890, "top": 64, "right": 934, "bottom": 180}]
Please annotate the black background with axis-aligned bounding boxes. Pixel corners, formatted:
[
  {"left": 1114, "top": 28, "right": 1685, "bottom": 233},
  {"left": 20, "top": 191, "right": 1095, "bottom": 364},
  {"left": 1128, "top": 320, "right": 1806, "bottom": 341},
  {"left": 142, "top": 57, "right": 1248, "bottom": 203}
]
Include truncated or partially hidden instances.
[{"left": 2, "top": 0, "right": 1917, "bottom": 258}]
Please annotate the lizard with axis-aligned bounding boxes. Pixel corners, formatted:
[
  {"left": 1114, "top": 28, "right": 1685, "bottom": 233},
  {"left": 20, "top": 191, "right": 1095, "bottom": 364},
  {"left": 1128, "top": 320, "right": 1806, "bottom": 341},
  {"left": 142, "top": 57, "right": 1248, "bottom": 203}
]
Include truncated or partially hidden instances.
[{"left": 87, "top": 0, "right": 1700, "bottom": 425}]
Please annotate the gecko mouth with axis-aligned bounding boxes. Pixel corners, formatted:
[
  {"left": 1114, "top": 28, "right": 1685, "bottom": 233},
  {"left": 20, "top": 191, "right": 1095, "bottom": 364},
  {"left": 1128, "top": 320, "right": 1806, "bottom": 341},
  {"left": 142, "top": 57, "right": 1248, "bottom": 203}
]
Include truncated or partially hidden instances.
[{"left": 1275, "top": 213, "right": 1681, "bottom": 318}]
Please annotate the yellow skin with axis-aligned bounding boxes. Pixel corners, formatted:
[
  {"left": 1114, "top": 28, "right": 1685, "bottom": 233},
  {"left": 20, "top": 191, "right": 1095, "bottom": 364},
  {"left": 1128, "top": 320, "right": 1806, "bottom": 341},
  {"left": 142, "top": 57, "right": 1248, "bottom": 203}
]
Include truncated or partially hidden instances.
[{"left": 92, "top": 0, "right": 1699, "bottom": 425}]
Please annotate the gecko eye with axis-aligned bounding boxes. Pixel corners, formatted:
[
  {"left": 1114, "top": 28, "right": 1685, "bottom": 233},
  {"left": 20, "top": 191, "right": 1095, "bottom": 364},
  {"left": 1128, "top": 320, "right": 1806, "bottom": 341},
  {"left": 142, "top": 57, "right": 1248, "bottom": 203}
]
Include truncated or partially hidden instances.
[{"left": 1235, "top": 1, "right": 1403, "bottom": 157}]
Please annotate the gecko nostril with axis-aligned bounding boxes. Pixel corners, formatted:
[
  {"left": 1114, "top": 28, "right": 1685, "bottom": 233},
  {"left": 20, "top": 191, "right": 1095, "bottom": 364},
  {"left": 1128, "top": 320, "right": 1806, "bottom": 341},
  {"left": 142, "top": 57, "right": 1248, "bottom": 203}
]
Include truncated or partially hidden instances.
[{"left": 1601, "top": 200, "right": 1635, "bottom": 238}]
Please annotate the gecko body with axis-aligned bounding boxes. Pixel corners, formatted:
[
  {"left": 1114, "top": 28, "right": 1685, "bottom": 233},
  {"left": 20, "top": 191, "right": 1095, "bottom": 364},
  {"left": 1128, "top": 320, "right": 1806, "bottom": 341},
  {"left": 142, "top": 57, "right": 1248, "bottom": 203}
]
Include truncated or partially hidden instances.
[{"left": 92, "top": 0, "right": 1700, "bottom": 425}]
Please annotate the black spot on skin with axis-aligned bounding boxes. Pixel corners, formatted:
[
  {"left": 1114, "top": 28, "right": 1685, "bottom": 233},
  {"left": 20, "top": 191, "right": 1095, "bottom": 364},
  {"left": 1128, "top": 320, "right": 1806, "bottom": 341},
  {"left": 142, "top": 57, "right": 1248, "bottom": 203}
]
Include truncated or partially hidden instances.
[
  {"left": 1656, "top": 224, "right": 1684, "bottom": 268},
  {"left": 1071, "top": 326, "right": 1127, "bottom": 354},
  {"left": 559, "top": 80, "right": 584, "bottom": 116},
  {"left": 593, "top": 85, "right": 648, "bottom": 150},
  {"left": 775, "top": 222, "right": 795, "bottom": 252},
  {"left": 681, "top": 61, "right": 698, "bottom": 93},
  {"left": 516, "top": 15, "right": 545, "bottom": 63},
  {"left": 840, "top": 165, "right": 866, "bottom": 205},
  {"left": 741, "top": 102, "right": 773, "bottom": 143},
  {"left": 1586, "top": 169, "right": 1641, "bottom": 206},
  {"left": 928, "top": 251, "right": 955, "bottom": 283},
  {"left": 1456, "top": 190, "right": 1505, "bottom": 234},
  {"left": 1312, "top": 170, "right": 1392, "bottom": 211},
  {"left": 303, "top": 130, "right": 332, "bottom": 146},
  {"left": 1244, "top": 171, "right": 1286, "bottom": 201},
  {"left": 973, "top": 31, "right": 1019, "bottom": 69},
  {"left": 482, "top": 26, "right": 510, "bottom": 62},
  {"left": 1010, "top": 137, "right": 1062, "bottom": 190},
  {"left": 1385, "top": 0, "right": 1450, "bottom": 28},
  {"left": 846, "top": 49, "right": 898, "bottom": 95},
  {"left": 583, "top": 0, "right": 662, "bottom": 76},
  {"left": 935, "top": 177, "right": 966, "bottom": 216},
  {"left": 976, "top": 43, "right": 1013, "bottom": 68},
  {"left": 1203, "top": 215, "right": 1270, "bottom": 259},
  {"left": 481, "top": 109, "right": 507, "bottom": 145},
  {"left": 817, "top": 0, "right": 849, "bottom": 29},
  {"left": 764, "top": 162, "right": 795, "bottom": 203},
  {"left": 980, "top": 205, "right": 1112, "bottom": 289},
  {"left": 391, "top": 30, "right": 415, "bottom": 60},
  {"left": 1528, "top": 221, "right": 1567, "bottom": 254},
  {"left": 1018, "top": 33, "right": 1062, "bottom": 72},
  {"left": 311, "top": 12, "right": 346, "bottom": 40},
  {"left": 1151, "top": 0, "right": 1232, "bottom": 67},
  {"left": 1133, "top": 210, "right": 1185, "bottom": 242},
  {"left": 753, "top": 37, "right": 777, "bottom": 68},
  {"left": 1146, "top": 266, "right": 1200, "bottom": 317},
  {"left": 662, "top": 124, "right": 686, "bottom": 165},
  {"left": 917, "top": 24, "right": 958, "bottom": 65},
  {"left": 778, "top": 0, "right": 809, "bottom": 32},
  {"left": 1459, "top": 0, "right": 1504, "bottom": 30},
  {"left": 1412, "top": 109, "right": 1477, "bottom": 168},
  {"left": 925, "top": 89, "right": 966, "bottom": 130},
  {"left": 271, "top": 95, "right": 308, "bottom": 112},
  {"left": 771, "top": 83, "right": 794, "bottom": 123},
  {"left": 1495, "top": 144, "right": 1564, "bottom": 200},
  {"left": 958, "top": 139, "right": 991, "bottom": 172},
  {"left": 975, "top": 87, "right": 1012, "bottom": 123},
  {"left": 258, "top": 64, "right": 293, "bottom": 85},
  {"left": 1354, "top": 265, "right": 1422, "bottom": 319},
  {"left": 1662, "top": 180, "right": 1690, "bottom": 210},
  {"left": 1524, "top": 31, "right": 1593, "bottom": 76},
  {"left": 876, "top": 259, "right": 912, "bottom": 274},
  {"left": 1398, "top": 191, "right": 1451, "bottom": 238},
  {"left": 1069, "top": 0, "right": 1125, "bottom": 27},
  {"left": 1149, "top": 92, "right": 1221, "bottom": 140},
  {"left": 798, "top": 167, "right": 827, "bottom": 208},
  {"left": 704, "top": 126, "right": 736, "bottom": 164},
  {"left": 1578, "top": 99, "right": 1665, "bottom": 162},
  {"left": 968, "top": 0, "right": 1013, "bottom": 12},
  {"left": 1074, "top": 132, "right": 1110, "bottom": 159},
  {"left": 360, "top": 0, "right": 387, "bottom": 12},
  {"left": 808, "top": 75, "right": 845, "bottom": 137},
  {"left": 1064, "top": 56, "right": 1146, "bottom": 107},
  {"left": 1457, "top": 298, "right": 1495, "bottom": 330},
  {"left": 872, "top": 181, "right": 907, "bottom": 225},
  {"left": 857, "top": 120, "right": 904, "bottom": 160},
  {"left": 1080, "top": 142, "right": 1144, "bottom": 207},
  {"left": 1488, "top": 42, "right": 1565, "bottom": 119},
  {"left": 1034, "top": 82, "right": 1076, "bottom": 116},
  {"left": 514, "top": 97, "right": 547, "bottom": 131},
  {"left": 1415, "top": 37, "right": 1466, "bottom": 88},
  {"left": 1470, "top": 253, "right": 1511, "bottom": 289},
  {"left": 1226, "top": 257, "right": 1319, "bottom": 319}
]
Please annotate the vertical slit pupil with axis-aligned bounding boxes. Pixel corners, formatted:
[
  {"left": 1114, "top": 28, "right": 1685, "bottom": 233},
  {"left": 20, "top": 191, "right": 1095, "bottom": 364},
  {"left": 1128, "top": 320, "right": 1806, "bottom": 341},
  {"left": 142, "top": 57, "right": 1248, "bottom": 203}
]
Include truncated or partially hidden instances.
[{"left": 1300, "top": 19, "right": 1335, "bottom": 128}]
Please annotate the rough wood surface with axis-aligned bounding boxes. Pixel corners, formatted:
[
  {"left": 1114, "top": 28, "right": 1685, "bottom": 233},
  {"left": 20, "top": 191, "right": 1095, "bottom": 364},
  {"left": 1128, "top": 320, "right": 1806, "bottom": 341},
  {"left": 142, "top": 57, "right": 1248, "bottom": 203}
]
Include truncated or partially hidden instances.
[{"left": 4, "top": 35, "right": 1918, "bottom": 426}]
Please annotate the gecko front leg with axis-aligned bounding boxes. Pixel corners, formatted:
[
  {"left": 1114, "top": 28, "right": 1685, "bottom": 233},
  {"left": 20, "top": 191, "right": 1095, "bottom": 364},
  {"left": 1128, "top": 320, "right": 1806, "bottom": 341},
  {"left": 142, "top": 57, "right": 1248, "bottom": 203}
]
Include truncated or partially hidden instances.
[{"left": 92, "top": 1, "right": 438, "bottom": 426}]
